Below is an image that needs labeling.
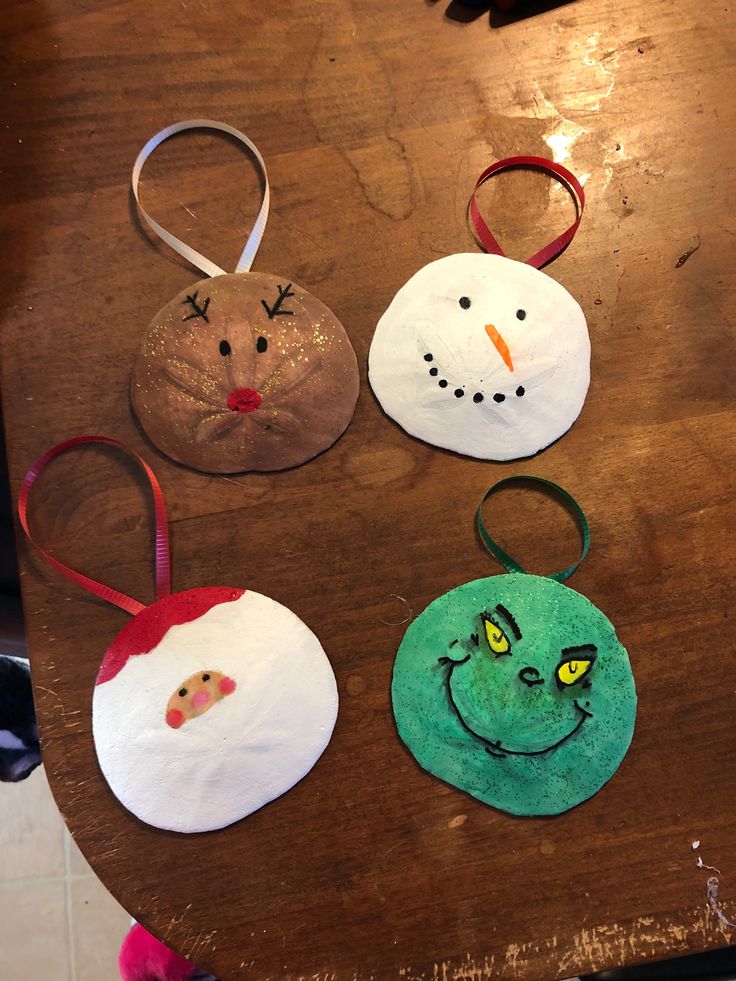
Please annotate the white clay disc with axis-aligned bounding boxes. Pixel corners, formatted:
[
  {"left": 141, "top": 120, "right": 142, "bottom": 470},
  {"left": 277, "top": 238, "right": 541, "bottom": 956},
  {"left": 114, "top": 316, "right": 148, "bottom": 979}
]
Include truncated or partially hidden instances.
[
  {"left": 92, "top": 588, "right": 338, "bottom": 833},
  {"left": 368, "top": 253, "right": 590, "bottom": 461}
]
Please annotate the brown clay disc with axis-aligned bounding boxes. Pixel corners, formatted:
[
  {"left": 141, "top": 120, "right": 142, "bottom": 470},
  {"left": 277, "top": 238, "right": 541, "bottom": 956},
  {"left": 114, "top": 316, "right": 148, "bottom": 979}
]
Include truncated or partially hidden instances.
[{"left": 131, "top": 272, "right": 360, "bottom": 473}]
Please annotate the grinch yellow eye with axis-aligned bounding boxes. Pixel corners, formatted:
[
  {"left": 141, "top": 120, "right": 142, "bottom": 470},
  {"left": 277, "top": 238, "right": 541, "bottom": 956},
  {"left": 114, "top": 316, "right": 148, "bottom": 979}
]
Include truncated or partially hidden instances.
[
  {"left": 556, "top": 658, "right": 594, "bottom": 688},
  {"left": 482, "top": 615, "right": 510, "bottom": 656}
]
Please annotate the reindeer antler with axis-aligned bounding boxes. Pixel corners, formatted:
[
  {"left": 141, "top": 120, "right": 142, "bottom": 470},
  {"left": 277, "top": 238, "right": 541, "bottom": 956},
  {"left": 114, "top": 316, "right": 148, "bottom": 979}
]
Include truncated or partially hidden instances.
[
  {"left": 261, "top": 283, "right": 295, "bottom": 320},
  {"left": 182, "top": 291, "right": 211, "bottom": 323}
]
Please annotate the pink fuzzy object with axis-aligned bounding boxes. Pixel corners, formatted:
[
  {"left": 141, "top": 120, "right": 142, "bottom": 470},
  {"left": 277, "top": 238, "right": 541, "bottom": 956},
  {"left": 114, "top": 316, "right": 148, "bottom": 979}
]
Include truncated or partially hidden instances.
[{"left": 118, "top": 924, "right": 213, "bottom": 981}]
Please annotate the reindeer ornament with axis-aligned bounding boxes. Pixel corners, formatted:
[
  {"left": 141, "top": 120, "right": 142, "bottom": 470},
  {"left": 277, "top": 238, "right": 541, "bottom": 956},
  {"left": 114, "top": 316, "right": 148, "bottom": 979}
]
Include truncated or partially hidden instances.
[{"left": 131, "top": 121, "right": 360, "bottom": 474}]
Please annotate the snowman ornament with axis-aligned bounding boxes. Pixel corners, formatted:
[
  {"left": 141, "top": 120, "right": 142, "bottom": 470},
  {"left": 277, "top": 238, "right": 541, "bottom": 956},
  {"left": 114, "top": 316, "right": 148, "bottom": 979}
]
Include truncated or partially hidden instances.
[
  {"left": 19, "top": 437, "right": 338, "bottom": 834},
  {"left": 369, "top": 157, "right": 589, "bottom": 462}
]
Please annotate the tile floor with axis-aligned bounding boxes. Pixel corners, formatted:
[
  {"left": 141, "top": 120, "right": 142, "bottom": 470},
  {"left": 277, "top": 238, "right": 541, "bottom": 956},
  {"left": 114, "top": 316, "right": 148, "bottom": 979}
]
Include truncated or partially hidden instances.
[{"left": 0, "top": 763, "right": 130, "bottom": 980}]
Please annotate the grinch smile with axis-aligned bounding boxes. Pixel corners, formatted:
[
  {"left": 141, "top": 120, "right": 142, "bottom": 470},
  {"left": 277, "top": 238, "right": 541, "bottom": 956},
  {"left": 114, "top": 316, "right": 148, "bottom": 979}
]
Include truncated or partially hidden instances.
[
  {"left": 442, "top": 657, "right": 593, "bottom": 758},
  {"left": 478, "top": 700, "right": 592, "bottom": 758}
]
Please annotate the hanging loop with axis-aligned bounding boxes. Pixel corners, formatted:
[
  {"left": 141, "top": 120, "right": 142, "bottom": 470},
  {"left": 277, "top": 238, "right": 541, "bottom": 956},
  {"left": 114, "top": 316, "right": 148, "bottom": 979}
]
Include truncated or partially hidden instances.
[
  {"left": 476, "top": 476, "right": 590, "bottom": 583},
  {"left": 131, "top": 119, "right": 270, "bottom": 278},
  {"left": 18, "top": 436, "right": 171, "bottom": 616},
  {"left": 468, "top": 155, "right": 586, "bottom": 269}
]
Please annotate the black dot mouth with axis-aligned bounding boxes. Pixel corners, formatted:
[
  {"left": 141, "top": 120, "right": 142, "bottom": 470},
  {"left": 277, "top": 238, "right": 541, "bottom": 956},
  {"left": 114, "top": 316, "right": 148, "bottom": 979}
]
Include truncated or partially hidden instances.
[
  {"left": 442, "top": 658, "right": 592, "bottom": 758},
  {"left": 421, "top": 354, "right": 527, "bottom": 404}
]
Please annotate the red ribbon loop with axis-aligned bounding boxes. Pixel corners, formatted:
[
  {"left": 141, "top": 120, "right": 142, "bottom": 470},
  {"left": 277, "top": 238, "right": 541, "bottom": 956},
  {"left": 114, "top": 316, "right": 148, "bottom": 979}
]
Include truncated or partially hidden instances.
[
  {"left": 18, "top": 435, "right": 171, "bottom": 616},
  {"left": 468, "top": 155, "right": 586, "bottom": 269}
]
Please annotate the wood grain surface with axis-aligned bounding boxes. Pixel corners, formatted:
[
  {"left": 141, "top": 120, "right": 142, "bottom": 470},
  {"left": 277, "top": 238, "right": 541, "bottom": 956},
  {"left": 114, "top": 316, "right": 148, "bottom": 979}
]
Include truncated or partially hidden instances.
[{"left": 1, "top": 0, "right": 735, "bottom": 977}]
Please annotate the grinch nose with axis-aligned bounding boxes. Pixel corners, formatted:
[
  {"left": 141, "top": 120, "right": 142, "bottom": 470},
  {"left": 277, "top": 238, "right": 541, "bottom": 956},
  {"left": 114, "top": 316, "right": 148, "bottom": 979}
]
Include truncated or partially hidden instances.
[
  {"left": 227, "top": 387, "right": 262, "bottom": 413},
  {"left": 518, "top": 666, "right": 544, "bottom": 688},
  {"left": 484, "top": 324, "right": 514, "bottom": 372}
]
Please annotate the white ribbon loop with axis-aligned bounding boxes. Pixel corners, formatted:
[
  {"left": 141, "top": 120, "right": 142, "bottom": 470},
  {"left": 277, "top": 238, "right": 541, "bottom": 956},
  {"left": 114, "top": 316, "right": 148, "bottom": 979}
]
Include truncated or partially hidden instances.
[{"left": 131, "top": 119, "right": 270, "bottom": 278}]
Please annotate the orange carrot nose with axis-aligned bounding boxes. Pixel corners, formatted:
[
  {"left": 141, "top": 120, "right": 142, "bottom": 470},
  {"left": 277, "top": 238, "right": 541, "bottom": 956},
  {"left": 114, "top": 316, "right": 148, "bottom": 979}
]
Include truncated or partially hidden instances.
[{"left": 484, "top": 324, "right": 514, "bottom": 372}]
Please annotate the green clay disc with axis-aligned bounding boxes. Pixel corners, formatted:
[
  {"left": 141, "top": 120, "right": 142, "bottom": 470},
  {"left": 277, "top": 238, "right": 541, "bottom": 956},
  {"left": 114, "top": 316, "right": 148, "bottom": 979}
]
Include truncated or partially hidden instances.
[{"left": 392, "top": 573, "right": 636, "bottom": 816}]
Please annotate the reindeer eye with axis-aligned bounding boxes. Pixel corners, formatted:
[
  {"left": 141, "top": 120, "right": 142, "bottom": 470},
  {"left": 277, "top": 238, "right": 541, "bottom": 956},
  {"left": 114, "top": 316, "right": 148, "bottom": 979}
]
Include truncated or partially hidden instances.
[
  {"left": 256, "top": 336, "right": 268, "bottom": 354},
  {"left": 219, "top": 340, "right": 231, "bottom": 357}
]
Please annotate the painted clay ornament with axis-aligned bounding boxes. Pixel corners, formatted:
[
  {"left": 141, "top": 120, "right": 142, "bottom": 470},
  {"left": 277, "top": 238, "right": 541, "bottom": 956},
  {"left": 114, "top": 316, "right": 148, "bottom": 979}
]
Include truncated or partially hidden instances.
[
  {"left": 391, "top": 477, "right": 636, "bottom": 816},
  {"left": 19, "top": 436, "right": 338, "bottom": 833},
  {"left": 369, "top": 157, "right": 589, "bottom": 461},
  {"left": 130, "top": 121, "right": 359, "bottom": 473}
]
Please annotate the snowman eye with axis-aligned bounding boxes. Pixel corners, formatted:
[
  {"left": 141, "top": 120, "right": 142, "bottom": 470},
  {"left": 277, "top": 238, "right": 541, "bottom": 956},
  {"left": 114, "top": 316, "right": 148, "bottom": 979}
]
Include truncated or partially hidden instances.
[
  {"left": 256, "top": 336, "right": 268, "bottom": 354},
  {"left": 516, "top": 309, "right": 526, "bottom": 320},
  {"left": 459, "top": 296, "right": 471, "bottom": 310},
  {"left": 219, "top": 340, "right": 231, "bottom": 357}
]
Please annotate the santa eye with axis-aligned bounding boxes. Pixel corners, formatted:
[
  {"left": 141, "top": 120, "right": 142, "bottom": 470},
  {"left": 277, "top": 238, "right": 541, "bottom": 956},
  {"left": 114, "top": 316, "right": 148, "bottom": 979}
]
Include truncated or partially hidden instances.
[
  {"left": 179, "top": 688, "right": 188, "bottom": 697},
  {"left": 459, "top": 296, "right": 471, "bottom": 310},
  {"left": 219, "top": 340, "right": 231, "bottom": 357},
  {"left": 556, "top": 655, "right": 595, "bottom": 689},
  {"left": 202, "top": 673, "right": 210, "bottom": 682},
  {"left": 256, "top": 336, "right": 268, "bottom": 353},
  {"left": 516, "top": 309, "right": 526, "bottom": 320},
  {"left": 482, "top": 614, "right": 510, "bottom": 656}
]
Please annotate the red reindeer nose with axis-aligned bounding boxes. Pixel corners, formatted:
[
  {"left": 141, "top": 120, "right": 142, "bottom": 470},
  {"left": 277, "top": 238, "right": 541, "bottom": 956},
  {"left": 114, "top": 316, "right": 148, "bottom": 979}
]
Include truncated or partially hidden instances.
[{"left": 227, "top": 388, "right": 262, "bottom": 413}]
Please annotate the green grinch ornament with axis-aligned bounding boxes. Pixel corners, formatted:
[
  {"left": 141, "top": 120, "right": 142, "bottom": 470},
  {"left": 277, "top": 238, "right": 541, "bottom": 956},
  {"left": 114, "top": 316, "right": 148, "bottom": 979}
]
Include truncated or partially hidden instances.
[{"left": 391, "top": 477, "right": 636, "bottom": 816}]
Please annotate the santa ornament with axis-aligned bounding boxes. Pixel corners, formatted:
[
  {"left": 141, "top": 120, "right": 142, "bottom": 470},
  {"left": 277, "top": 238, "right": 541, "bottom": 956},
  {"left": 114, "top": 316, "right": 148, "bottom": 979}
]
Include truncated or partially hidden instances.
[
  {"left": 130, "top": 120, "right": 360, "bottom": 474},
  {"left": 369, "top": 157, "right": 590, "bottom": 462},
  {"left": 18, "top": 436, "right": 338, "bottom": 833}
]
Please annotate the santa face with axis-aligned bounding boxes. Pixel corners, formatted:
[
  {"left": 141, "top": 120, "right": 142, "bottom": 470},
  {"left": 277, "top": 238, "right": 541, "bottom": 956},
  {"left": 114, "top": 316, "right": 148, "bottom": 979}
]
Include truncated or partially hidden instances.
[
  {"left": 131, "top": 272, "right": 360, "bottom": 474},
  {"left": 368, "top": 254, "right": 590, "bottom": 461},
  {"left": 165, "top": 670, "right": 237, "bottom": 729},
  {"left": 92, "top": 588, "right": 338, "bottom": 833}
]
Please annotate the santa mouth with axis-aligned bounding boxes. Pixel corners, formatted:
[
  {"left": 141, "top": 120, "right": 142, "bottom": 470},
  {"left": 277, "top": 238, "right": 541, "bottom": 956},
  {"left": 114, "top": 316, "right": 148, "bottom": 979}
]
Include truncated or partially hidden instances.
[
  {"left": 421, "top": 352, "right": 526, "bottom": 404},
  {"left": 227, "top": 387, "right": 262, "bottom": 413}
]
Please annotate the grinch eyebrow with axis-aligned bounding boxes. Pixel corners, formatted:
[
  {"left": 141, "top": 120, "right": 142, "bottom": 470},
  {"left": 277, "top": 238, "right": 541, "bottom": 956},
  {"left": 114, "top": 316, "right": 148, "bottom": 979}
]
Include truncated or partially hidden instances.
[
  {"left": 494, "top": 604, "right": 521, "bottom": 640},
  {"left": 560, "top": 644, "right": 597, "bottom": 657}
]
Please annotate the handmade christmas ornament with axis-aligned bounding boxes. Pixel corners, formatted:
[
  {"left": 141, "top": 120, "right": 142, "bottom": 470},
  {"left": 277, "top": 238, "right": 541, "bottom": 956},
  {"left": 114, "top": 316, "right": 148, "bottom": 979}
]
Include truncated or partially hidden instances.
[
  {"left": 369, "top": 157, "right": 589, "bottom": 461},
  {"left": 18, "top": 436, "right": 338, "bottom": 833},
  {"left": 130, "top": 120, "right": 360, "bottom": 474},
  {"left": 391, "top": 477, "right": 636, "bottom": 816}
]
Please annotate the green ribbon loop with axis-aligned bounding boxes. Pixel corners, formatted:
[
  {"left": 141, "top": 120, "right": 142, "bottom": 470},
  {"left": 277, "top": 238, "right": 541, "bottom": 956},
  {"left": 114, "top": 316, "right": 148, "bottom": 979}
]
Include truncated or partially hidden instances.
[{"left": 476, "top": 476, "right": 590, "bottom": 583}]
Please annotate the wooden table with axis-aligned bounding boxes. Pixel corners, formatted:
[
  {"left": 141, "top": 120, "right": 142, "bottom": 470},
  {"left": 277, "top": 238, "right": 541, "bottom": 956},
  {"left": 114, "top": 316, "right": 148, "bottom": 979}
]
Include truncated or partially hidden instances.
[{"left": 2, "top": 0, "right": 735, "bottom": 977}]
